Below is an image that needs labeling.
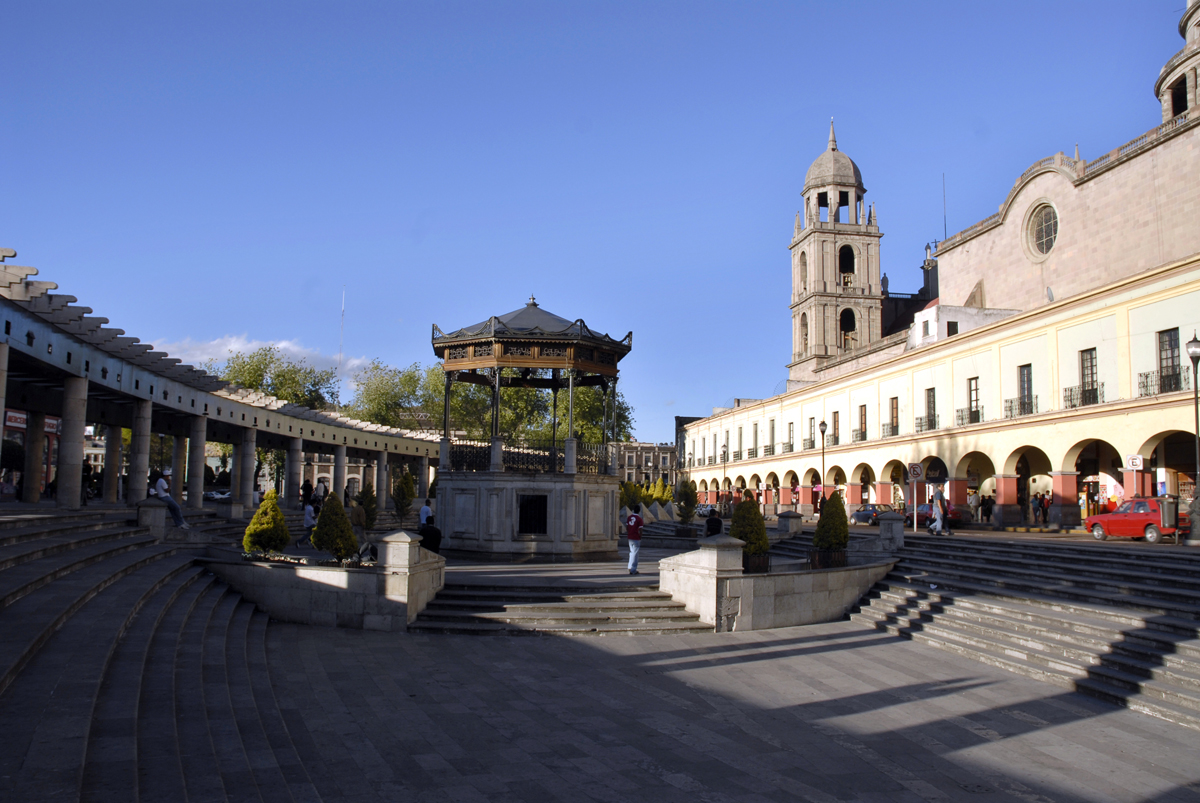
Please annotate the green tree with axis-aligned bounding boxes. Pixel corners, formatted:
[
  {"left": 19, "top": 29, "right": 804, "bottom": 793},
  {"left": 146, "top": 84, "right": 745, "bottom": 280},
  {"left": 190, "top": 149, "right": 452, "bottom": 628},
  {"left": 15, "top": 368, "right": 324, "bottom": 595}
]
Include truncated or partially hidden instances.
[
  {"left": 243, "top": 489, "right": 291, "bottom": 553},
  {"left": 209, "top": 344, "right": 339, "bottom": 410},
  {"left": 345, "top": 360, "right": 434, "bottom": 430},
  {"left": 676, "top": 481, "right": 698, "bottom": 525},
  {"left": 813, "top": 493, "right": 849, "bottom": 551},
  {"left": 312, "top": 493, "right": 359, "bottom": 561},
  {"left": 729, "top": 498, "right": 769, "bottom": 556},
  {"left": 357, "top": 482, "right": 378, "bottom": 530},
  {"left": 619, "top": 481, "right": 645, "bottom": 510}
]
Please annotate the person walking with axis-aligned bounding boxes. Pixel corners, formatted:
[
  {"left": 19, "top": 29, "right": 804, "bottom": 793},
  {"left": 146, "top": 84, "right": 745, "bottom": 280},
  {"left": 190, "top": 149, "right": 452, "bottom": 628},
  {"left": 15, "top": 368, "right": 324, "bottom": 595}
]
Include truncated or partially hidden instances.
[
  {"left": 300, "top": 478, "right": 313, "bottom": 508},
  {"left": 418, "top": 515, "right": 442, "bottom": 554},
  {"left": 419, "top": 498, "right": 432, "bottom": 525},
  {"left": 155, "top": 469, "right": 191, "bottom": 530},
  {"left": 968, "top": 489, "right": 980, "bottom": 523},
  {"left": 931, "top": 482, "right": 950, "bottom": 536},
  {"left": 626, "top": 503, "right": 644, "bottom": 575},
  {"left": 300, "top": 500, "right": 316, "bottom": 548}
]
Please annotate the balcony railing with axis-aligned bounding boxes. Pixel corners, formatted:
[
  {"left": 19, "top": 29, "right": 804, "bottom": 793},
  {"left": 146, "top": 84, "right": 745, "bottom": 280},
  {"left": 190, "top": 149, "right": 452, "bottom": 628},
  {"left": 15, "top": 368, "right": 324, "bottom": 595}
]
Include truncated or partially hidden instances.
[
  {"left": 1004, "top": 396, "right": 1038, "bottom": 418},
  {"left": 1063, "top": 383, "right": 1104, "bottom": 409},
  {"left": 802, "top": 438, "right": 816, "bottom": 451},
  {"left": 706, "top": 455, "right": 715, "bottom": 465},
  {"left": 732, "top": 450, "right": 742, "bottom": 461},
  {"left": 880, "top": 423, "right": 899, "bottom": 439},
  {"left": 852, "top": 429, "right": 867, "bottom": 443},
  {"left": 914, "top": 414, "right": 939, "bottom": 433},
  {"left": 762, "top": 445, "right": 775, "bottom": 456},
  {"left": 825, "top": 434, "right": 840, "bottom": 447},
  {"left": 781, "top": 442, "right": 793, "bottom": 453},
  {"left": 954, "top": 406, "right": 983, "bottom": 426},
  {"left": 1138, "top": 370, "right": 1190, "bottom": 397},
  {"left": 746, "top": 447, "right": 757, "bottom": 459}
]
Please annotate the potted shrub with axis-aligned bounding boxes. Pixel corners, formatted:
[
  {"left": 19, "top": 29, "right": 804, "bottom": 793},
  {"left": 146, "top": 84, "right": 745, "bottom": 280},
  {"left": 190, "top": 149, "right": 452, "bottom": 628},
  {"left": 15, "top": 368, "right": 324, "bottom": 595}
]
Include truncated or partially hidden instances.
[
  {"left": 243, "top": 489, "right": 291, "bottom": 554},
  {"left": 730, "top": 497, "right": 770, "bottom": 573},
  {"left": 811, "top": 492, "right": 849, "bottom": 568},
  {"left": 312, "top": 494, "right": 359, "bottom": 562},
  {"left": 675, "top": 481, "right": 698, "bottom": 538}
]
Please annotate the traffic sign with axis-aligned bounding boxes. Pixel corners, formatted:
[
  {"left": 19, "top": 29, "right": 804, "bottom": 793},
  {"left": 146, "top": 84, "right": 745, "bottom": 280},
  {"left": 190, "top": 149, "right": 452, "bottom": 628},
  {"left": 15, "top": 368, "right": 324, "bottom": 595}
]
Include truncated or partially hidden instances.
[
  {"left": 908, "top": 463, "right": 924, "bottom": 480},
  {"left": 1127, "top": 455, "right": 1144, "bottom": 470}
]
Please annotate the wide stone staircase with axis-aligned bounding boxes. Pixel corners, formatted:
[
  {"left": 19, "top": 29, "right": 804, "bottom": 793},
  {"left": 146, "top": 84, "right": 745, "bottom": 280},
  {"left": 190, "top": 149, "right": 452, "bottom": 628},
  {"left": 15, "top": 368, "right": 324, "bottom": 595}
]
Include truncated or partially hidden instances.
[
  {"left": 0, "top": 508, "right": 327, "bottom": 802},
  {"left": 851, "top": 534, "right": 1200, "bottom": 730},
  {"left": 410, "top": 582, "right": 713, "bottom": 635}
]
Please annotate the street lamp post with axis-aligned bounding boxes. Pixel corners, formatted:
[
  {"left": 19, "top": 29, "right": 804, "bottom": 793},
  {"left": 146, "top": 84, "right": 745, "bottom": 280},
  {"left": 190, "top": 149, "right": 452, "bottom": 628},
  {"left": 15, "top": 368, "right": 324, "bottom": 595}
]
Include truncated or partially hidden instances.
[
  {"left": 819, "top": 420, "right": 828, "bottom": 513},
  {"left": 721, "top": 445, "right": 728, "bottom": 515},
  {"left": 1186, "top": 332, "right": 1200, "bottom": 545}
]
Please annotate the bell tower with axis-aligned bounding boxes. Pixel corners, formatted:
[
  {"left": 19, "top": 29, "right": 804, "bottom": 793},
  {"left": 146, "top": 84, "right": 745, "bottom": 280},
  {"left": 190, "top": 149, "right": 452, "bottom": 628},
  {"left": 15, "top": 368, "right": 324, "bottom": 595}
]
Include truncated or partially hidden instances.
[{"left": 788, "top": 122, "right": 885, "bottom": 383}]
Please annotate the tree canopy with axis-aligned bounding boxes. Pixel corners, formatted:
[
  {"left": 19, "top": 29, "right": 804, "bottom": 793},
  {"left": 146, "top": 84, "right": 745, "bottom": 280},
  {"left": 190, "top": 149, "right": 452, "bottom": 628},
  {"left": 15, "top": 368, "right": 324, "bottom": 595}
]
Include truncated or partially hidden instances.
[
  {"left": 346, "top": 362, "right": 634, "bottom": 443},
  {"left": 207, "top": 345, "right": 338, "bottom": 409}
]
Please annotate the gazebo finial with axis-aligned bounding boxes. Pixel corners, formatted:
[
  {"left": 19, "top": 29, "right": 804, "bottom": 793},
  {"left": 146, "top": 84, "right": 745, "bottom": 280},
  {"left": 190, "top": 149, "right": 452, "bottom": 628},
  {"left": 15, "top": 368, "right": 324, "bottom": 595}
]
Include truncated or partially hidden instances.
[{"left": 528, "top": 295, "right": 538, "bottom": 307}]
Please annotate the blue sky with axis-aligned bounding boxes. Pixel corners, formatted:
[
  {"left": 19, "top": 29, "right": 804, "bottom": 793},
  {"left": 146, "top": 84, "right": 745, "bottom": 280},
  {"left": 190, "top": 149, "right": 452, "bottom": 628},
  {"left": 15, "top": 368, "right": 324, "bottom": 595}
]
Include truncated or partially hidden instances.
[{"left": 1, "top": 1, "right": 1184, "bottom": 441}]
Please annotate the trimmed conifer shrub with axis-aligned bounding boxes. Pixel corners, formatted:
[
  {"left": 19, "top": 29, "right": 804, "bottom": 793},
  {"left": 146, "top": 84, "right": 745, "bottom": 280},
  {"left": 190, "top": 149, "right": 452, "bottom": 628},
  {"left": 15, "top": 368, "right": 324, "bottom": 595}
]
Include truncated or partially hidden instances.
[
  {"left": 676, "top": 481, "right": 698, "bottom": 525},
  {"left": 243, "top": 489, "right": 290, "bottom": 553},
  {"left": 729, "top": 498, "right": 770, "bottom": 556},
  {"left": 813, "top": 492, "right": 849, "bottom": 551},
  {"left": 312, "top": 493, "right": 359, "bottom": 561},
  {"left": 393, "top": 471, "right": 415, "bottom": 515},
  {"left": 358, "top": 482, "right": 378, "bottom": 530}
]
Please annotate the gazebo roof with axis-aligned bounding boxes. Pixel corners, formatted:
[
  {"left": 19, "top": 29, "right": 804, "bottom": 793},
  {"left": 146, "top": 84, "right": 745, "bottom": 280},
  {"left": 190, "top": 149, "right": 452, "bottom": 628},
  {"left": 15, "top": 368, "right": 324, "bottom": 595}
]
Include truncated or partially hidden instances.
[{"left": 432, "top": 297, "right": 632, "bottom": 352}]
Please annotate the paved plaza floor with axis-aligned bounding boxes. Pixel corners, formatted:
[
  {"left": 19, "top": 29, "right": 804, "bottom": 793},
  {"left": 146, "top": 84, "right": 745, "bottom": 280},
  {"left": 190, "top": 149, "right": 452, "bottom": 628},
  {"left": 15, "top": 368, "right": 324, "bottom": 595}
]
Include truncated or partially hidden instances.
[{"left": 268, "top": 615, "right": 1200, "bottom": 802}]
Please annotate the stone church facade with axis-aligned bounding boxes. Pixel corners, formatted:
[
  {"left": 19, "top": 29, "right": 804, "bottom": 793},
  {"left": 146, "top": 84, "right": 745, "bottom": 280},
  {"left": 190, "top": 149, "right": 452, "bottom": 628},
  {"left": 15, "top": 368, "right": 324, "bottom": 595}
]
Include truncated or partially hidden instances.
[{"left": 681, "top": 0, "right": 1200, "bottom": 529}]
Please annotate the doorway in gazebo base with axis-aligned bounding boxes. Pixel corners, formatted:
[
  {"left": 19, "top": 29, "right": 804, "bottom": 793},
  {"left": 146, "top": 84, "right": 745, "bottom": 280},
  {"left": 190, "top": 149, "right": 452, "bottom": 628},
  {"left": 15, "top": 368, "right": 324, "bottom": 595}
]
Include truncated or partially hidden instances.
[{"left": 438, "top": 471, "right": 620, "bottom": 562}]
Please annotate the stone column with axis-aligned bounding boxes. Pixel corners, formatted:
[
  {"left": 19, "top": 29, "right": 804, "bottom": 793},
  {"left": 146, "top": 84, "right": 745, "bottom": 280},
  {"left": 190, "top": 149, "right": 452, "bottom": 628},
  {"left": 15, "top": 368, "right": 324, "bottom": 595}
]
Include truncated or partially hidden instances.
[
  {"left": 286, "top": 437, "right": 302, "bottom": 510},
  {"left": 376, "top": 450, "right": 390, "bottom": 510},
  {"left": 564, "top": 438, "right": 577, "bottom": 475},
  {"left": 418, "top": 455, "right": 430, "bottom": 499},
  {"left": 230, "top": 442, "right": 242, "bottom": 504},
  {"left": 333, "top": 443, "right": 347, "bottom": 501},
  {"left": 171, "top": 435, "right": 187, "bottom": 502},
  {"left": 56, "top": 377, "right": 89, "bottom": 510},
  {"left": 240, "top": 427, "right": 257, "bottom": 509},
  {"left": 103, "top": 425, "right": 121, "bottom": 503},
  {"left": 876, "top": 483, "right": 892, "bottom": 504},
  {"left": 948, "top": 477, "right": 969, "bottom": 506},
  {"left": 22, "top": 412, "right": 46, "bottom": 503},
  {"left": 1048, "top": 471, "right": 1080, "bottom": 528},
  {"left": 846, "top": 483, "right": 863, "bottom": 505},
  {"left": 128, "top": 400, "right": 152, "bottom": 504},
  {"left": 187, "top": 416, "right": 207, "bottom": 510},
  {"left": 991, "top": 474, "right": 1019, "bottom": 528}
]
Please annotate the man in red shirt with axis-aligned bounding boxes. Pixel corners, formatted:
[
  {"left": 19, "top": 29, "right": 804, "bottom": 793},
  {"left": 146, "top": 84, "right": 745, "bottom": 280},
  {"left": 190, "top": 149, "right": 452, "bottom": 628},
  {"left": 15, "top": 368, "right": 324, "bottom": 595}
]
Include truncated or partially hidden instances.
[{"left": 626, "top": 503, "right": 644, "bottom": 576}]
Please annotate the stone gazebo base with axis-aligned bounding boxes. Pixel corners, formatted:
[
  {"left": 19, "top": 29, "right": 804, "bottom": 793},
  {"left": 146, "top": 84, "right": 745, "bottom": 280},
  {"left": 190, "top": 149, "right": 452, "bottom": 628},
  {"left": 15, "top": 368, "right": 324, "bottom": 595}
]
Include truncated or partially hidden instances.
[{"left": 438, "top": 471, "right": 620, "bottom": 563}]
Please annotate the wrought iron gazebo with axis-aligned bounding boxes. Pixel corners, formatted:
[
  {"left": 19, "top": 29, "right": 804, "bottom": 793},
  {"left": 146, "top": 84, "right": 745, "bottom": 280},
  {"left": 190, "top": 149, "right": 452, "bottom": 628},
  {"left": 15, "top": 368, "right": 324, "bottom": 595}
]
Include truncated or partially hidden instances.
[{"left": 429, "top": 298, "right": 632, "bottom": 562}]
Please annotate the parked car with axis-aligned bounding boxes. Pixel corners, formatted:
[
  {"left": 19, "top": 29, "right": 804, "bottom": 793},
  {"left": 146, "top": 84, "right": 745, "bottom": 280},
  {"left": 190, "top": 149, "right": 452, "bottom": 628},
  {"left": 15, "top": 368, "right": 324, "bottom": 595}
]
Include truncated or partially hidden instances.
[
  {"left": 203, "top": 490, "right": 231, "bottom": 501},
  {"left": 1085, "top": 496, "right": 1190, "bottom": 543},
  {"left": 695, "top": 504, "right": 717, "bottom": 518},
  {"left": 849, "top": 503, "right": 896, "bottom": 525}
]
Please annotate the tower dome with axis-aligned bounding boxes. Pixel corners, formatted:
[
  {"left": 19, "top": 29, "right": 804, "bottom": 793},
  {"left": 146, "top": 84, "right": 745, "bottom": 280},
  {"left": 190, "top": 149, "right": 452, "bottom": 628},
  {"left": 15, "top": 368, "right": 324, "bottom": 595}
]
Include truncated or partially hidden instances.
[{"left": 803, "top": 121, "right": 864, "bottom": 193}]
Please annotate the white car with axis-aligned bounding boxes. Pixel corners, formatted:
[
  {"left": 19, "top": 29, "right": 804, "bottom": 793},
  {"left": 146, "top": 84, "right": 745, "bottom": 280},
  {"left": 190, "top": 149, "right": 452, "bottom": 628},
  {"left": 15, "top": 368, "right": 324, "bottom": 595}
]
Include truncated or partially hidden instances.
[{"left": 695, "top": 505, "right": 717, "bottom": 518}]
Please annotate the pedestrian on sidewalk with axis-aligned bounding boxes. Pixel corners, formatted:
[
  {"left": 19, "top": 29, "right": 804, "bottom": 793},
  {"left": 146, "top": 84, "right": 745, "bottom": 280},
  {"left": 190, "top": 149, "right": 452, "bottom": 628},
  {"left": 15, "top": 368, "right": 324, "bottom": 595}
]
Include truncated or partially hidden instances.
[
  {"left": 626, "top": 504, "right": 644, "bottom": 575},
  {"left": 705, "top": 507, "right": 723, "bottom": 536},
  {"left": 931, "top": 482, "right": 949, "bottom": 536},
  {"left": 419, "top": 498, "right": 432, "bottom": 525},
  {"left": 300, "top": 500, "right": 316, "bottom": 548}
]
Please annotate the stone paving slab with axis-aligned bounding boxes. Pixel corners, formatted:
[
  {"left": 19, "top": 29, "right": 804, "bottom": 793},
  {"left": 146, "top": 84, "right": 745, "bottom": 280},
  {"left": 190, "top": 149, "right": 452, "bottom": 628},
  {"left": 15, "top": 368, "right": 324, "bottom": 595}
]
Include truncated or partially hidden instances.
[{"left": 267, "top": 618, "right": 1200, "bottom": 803}]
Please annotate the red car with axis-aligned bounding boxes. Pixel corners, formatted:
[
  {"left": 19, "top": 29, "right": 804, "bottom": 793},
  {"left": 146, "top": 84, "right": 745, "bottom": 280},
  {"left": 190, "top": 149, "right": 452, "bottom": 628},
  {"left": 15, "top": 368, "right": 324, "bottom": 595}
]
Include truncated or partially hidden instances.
[
  {"left": 904, "top": 504, "right": 972, "bottom": 528},
  {"left": 1085, "top": 497, "right": 1191, "bottom": 543}
]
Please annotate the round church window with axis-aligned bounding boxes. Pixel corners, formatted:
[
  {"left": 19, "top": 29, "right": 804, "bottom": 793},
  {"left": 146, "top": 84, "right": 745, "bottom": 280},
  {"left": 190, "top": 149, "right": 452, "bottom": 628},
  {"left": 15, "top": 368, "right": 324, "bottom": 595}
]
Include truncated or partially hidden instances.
[{"left": 1031, "top": 204, "right": 1058, "bottom": 254}]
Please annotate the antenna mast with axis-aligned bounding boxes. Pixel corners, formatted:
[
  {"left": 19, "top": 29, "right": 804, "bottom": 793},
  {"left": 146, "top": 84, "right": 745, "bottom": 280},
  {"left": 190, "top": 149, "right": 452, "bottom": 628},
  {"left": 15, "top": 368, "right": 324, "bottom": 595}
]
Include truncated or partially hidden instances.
[
  {"left": 942, "top": 173, "right": 948, "bottom": 241},
  {"left": 337, "top": 286, "right": 345, "bottom": 411}
]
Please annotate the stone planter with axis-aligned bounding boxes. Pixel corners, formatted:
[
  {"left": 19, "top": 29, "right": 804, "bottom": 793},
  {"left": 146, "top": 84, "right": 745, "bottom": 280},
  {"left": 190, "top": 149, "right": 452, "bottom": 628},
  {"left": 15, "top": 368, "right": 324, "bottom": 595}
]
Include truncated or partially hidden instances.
[
  {"left": 808, "top": 549, "right": 847, "bottom": 570},
  {"left": 742, "top": 552, "right": 770, "bottom": 574},
  {"left": 675, "top": 524, "right": 698, "bottom": 539}
]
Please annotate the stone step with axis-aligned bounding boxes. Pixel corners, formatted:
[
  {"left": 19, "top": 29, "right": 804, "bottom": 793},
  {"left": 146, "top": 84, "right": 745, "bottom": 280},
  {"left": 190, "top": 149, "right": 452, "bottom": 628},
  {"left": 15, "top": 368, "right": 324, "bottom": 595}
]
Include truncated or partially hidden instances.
[
  {"left": 406, "top": 618, "right": 714, "bottom": 636},
  {"left": 899, "top": 543, "right": 1200, "bottom": 591},
  {"left": 433, "top": 588, "right": 670, "bottom": 604},
  {"left": 0, "top": 510, "right": 125, "bottom": 532},
  {"left": 0, "top": 542, "right": 175, "bottom": 698},
  {"left": 903, "top": 534, "right": 1200, "bottom": 571},
  {"left": 173, "top": 581, "right": 234, "bottom": 802},
  {"left": 418, "top": 607, "right": 705, "bottom": 625},
  {"left": 891, "top": 560, "right": 1200, "bottom": 620},
  {"left": 0, "top": 552, "right": 196, "bottom": 801},
  {"left": 0, "top": 524, "right": 153, "bottom": 573},
  {"left": 201, "top": 593, "right": 261, "bottom": 802},
  {"left": 245, "top": 611, "right": 322, "bottom": 803},
  {"left": 0, "top": 532, "right": 156, "bottom": 613},
  {"left": 423, "top": 598, "right": 690, "bottom": 614},
  {"left": 81, "top": 564, "right": 207, "bottom": 801},
  {"left": 0, "top": 516, "right": 129, "bottom": 547},
  {"left": 137, "top": 573, "right": 219, "bottom": 802}
]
